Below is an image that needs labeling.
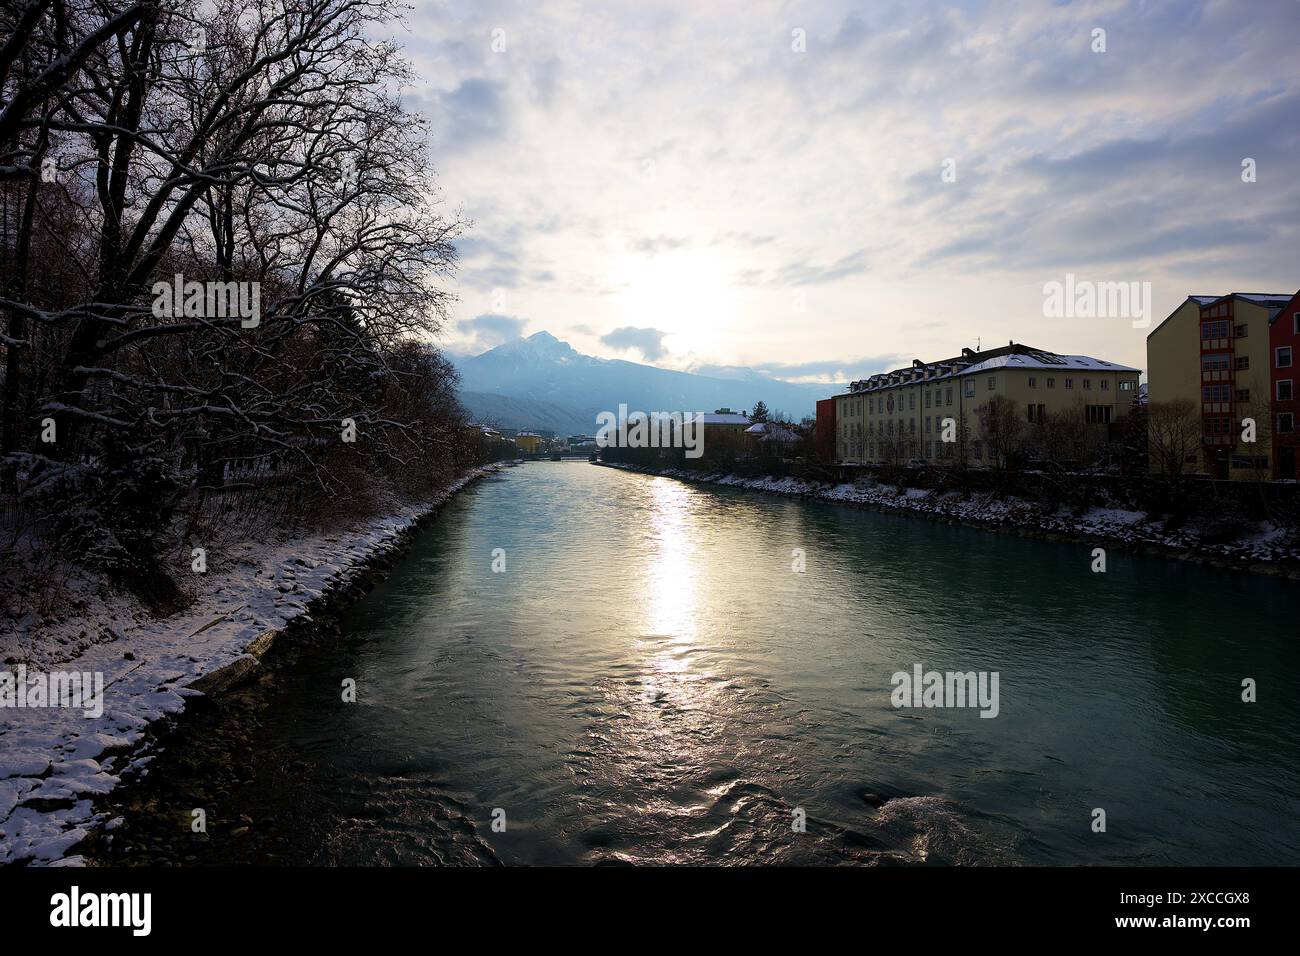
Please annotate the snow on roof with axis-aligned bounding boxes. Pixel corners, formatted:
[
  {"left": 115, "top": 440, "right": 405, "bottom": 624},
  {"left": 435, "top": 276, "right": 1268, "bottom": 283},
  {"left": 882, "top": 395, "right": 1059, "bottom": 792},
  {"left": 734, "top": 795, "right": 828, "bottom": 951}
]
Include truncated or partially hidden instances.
[
  {"left": 959, "top": 352, "right": 1140, "bottom": 375},
  {"left": 701, "top": 413, "right": 751, "bottom": 425},
  {"left": 1190, "top": 292, "right": 1294, "bottom": 304},
  {"left": 828, "top": 343, "right": 1139, "bottom": 395},
  {"left": 745, "top": 421, "right": 798, "bottom": 439}
]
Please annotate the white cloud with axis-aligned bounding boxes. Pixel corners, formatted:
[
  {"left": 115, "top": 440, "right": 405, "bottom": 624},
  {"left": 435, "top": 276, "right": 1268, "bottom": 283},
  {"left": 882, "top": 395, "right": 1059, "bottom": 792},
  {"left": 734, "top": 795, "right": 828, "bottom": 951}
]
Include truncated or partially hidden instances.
[{"left": 409, "top": 0, "right": 1300, "bottom": 375}]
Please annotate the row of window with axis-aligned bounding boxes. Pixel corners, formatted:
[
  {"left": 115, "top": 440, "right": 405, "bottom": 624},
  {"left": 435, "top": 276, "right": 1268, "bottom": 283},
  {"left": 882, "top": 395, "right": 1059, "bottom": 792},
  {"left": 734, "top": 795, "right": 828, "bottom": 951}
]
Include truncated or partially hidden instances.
[
  {"left": 1198, "top": 412, "right": 1296, "bottom": 441},
  {"left": 845, "top": 375, "right": 1138, "bottom": 417},
  {"left": 1204, "top": 347, "right": 1295, "bottom": 371},
  {"left": 1203, "top": 312, "right": 1300, "bottom": 338},
  {"left": 841, "top": 440, "right": 964, "bottom": 460},
  {"left": 1205, "top": 380, "right": 1293, "bottom": 403},
  {"left": 1200, "top": 320, "right": 1252, "bottom": 339},
  {"left": 1025, "top": 376, "right": 1128, "bottom": 391},
  {"left": 867, "top": 388, "right": 956, "bottom": 415}
]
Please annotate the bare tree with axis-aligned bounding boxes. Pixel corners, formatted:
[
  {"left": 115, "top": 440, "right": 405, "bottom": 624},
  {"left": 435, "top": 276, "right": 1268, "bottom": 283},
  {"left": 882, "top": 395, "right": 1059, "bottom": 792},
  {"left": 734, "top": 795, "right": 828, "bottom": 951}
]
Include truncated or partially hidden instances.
[
  {"left": 1146, "top": 399, "right": 1201, "bottom": 478},
  {"left": 1031, "top": 403, "right": 1089, "bottom": 470},
  {"left": 1, "top": 0, "right": 473, "bottom": 591},
  {"left": 974, "top": 394, "right": 1023, "bottom": 473}
]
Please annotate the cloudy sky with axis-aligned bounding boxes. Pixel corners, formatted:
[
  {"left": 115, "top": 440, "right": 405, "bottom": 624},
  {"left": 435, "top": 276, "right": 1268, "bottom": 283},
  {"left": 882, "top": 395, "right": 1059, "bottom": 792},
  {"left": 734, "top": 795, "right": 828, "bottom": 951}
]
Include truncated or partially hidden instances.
[{"left": 400, "top": 0, "right": 1300, "bottom": 383}]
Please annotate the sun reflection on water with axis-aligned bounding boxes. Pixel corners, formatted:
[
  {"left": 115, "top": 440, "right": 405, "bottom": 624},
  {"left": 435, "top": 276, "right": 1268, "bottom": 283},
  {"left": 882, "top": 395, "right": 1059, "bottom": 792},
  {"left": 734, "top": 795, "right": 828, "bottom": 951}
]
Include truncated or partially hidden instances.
[{"left": 642, "top": 477, "right": 699, "bottom": 643}]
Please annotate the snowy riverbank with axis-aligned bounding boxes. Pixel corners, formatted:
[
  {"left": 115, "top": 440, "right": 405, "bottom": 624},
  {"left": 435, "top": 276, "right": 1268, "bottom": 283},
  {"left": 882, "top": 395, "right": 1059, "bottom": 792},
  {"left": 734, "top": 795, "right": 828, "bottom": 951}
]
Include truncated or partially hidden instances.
[
  {"left": 602, "top": 462, "right": 1300, "bottom": 577},
  {"left": 0, "top": 465, "right": 500, "bottom": 866}
]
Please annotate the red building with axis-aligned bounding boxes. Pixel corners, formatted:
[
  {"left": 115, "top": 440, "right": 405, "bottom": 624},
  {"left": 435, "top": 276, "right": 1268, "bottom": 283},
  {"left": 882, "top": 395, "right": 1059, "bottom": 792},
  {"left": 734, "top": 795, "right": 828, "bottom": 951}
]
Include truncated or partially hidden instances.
[
  {"left": 815, "top": 398, "right": 836, "bottom": 463},
  {"left": 1270, "top": 290, "right": 1300, "bottom": 480}
]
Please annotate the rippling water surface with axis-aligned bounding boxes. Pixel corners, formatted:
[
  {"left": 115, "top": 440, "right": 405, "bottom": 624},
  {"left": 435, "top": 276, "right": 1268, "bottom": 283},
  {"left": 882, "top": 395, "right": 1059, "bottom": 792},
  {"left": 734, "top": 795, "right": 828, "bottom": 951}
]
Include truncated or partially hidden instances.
[{"left": 116, "top": 462, "right": 1300, "bottom": 865}]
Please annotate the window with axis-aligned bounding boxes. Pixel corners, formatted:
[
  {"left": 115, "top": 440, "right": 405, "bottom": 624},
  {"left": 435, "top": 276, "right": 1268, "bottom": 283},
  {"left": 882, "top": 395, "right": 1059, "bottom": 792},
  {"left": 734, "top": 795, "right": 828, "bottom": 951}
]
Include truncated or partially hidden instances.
[
  {"left": 1100, "top": 379, "right": 1109, "bottom": 390},
  {"left": 1085, "top": 405, "right": 1112, "bottom": 425},
  {"left": 868, "top": 443, "right": 875, "bottom": 458},
  {"left": 1119, "top": 380, "right": 1134, "bottom": 391},
  {"left": 1064, "top": 378, "right": 1074, "bottom": 389},
  {"left": 1201, "top": 320, "right": 1228, "bottom": 339},
  {"left": 1028, "top": 377, "right": 1037, "bottom": 388},
  {"left": 1234, "top": 323, "right": 1248, "bottom": 337},
  {"left": 945, "top": 387, "right": 953, "bottom": 405},
  {"left": 1278, "top": 413, "right": 1295, "bottom": 435},
  {"left": 925, "top": 441, "right": 933, "bottom": 457},
  {"left": 925, "top": 391, "right": 931, "bottom": 408},
  {"left": 925, "top": 416, "right": 932, "bottom": 433},
  {"left": 1294, "top": 312, "right": 1300, "bottom": 335},
  {"left": 1204, "top": 416, "right": 1231, "bottom": 437},
  {"left": 1083, "top": 379, "right": 1092, "bottom": 390},
  {"left": 1202, "top": 385, "right": 1230, "bottom": 402},
  {"left": 1230, "top": 456, "right": 1268, "bottom": 470},
  {"left": 1278, "top": 380, "right": 1294, "bottom": 402},
  {"left": 1047, "top": 378, "right": 1055, "bottom": 389},
  {"left": 868, "top": 398, "right": 873, "bottom": 414},
  {"left": 1202, "top": 353, "right": 1230, "bottom": 371},
  {"left": 1027, "top": 403, "right": 1046, "bottom": 424},
  {"left": 1277, "top": 346, "right": 1293, "bottom": 369},
  {"left": 1235, "top": 356, "right": 1250, "bottom": 370},
  {"left": 987, "top": 376, "right": 996, "bottom": 390},
  {"left": 972, "top": 440, "right": 983, "bottom": 460},
  {"left": 1234, "top": 389, "right": 1250, "bottom": 403},
  {"left": 909, "top": 393, "right": 916, "bottom": 410},
  {"left": 964, "top": 380, "right": 975, "bottom": 397}
]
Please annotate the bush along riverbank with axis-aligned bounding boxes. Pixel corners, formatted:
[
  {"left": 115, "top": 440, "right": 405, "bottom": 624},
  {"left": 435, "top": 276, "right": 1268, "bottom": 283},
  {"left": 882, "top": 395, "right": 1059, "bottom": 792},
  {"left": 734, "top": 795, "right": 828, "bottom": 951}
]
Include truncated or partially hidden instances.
[
  {"left": 0, "top": 465, "right": 501, "bottom": 866},
  {"left": 600, "top": 462, "right": 1300, "bottom": 579}
]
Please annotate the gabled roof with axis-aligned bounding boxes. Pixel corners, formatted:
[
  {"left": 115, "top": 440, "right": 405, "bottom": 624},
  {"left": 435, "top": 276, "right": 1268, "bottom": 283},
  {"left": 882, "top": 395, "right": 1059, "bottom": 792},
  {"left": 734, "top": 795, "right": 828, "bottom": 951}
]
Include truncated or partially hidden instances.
[
  {"left": 701, "top": 412, "right": 750, "bottom": 426},
  {"left": 1150, "top": 292, "right": 1297, "bottom": 338},
  {"left": 836, "top": 342, "right": 1134, "bottom": 395},
  {"left": 746, "top": 422, "right": 799, "bottom": 441},
  {"left": 1266, "top": 290, "right": 1300, "bottom": 326},
  {"left": 960, "top": 352, "right": 1140, "bottom": 375}
]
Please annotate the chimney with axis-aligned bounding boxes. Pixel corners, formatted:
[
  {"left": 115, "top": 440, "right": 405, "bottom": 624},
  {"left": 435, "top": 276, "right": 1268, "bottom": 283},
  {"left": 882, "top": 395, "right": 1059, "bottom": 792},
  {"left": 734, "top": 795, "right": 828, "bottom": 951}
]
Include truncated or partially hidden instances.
[{"left": 961, "top": 347, "right": 976, "bottom": 359}]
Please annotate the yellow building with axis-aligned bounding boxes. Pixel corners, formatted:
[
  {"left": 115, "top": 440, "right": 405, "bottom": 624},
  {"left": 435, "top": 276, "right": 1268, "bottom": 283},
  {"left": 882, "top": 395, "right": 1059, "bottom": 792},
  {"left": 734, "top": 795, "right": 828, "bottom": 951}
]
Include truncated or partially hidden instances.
[
  {"left": 1146, "top": 293, "right": 1292, "bottom": 479},
  {"left": 514, "top": 433, "right": 541, "bottom": 454},
  {"left": 832, "top": 343, "right": 1139, "bottom": 467}
]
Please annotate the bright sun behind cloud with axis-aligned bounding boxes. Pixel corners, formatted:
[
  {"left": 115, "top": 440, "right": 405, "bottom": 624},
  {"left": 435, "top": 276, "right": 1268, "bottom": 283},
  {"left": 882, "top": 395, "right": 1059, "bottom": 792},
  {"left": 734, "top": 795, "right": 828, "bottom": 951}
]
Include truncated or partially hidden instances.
[{"left": 610, "top": 249, "right": 738, "bottom": 355}]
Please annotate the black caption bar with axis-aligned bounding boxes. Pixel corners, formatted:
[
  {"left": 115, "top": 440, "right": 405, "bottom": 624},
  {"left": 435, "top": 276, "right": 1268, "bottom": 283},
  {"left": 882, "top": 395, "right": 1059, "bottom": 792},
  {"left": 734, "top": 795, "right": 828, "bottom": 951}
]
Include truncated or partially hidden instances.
[{"left": 1, "top": 866, "right": 1279, "bottom": 942}]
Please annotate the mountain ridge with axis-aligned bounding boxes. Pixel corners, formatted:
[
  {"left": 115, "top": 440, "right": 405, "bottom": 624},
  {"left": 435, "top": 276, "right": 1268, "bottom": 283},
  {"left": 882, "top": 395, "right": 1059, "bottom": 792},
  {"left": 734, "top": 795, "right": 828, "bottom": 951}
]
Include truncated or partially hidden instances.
[{"left": 454, "top": 331, "right": 827, "bottom": 431}]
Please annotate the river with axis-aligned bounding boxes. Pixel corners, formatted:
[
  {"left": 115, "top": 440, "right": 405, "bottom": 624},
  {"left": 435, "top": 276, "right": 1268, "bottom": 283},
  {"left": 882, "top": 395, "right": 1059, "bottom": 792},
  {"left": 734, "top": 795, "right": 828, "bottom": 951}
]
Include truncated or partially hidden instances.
[{"left": 96, "top": 461, "right": 1300, "bottom": 865}]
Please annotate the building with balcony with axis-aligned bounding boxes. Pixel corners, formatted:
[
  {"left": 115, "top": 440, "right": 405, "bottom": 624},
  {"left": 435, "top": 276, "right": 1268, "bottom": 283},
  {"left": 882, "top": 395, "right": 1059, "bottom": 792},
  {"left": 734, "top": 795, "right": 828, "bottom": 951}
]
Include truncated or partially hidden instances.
[{"left": 1147, "top": 292, "right": 1295, "bottom": 479}]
